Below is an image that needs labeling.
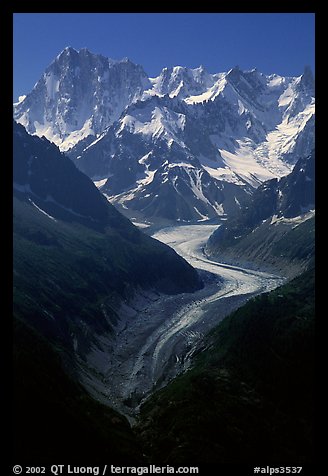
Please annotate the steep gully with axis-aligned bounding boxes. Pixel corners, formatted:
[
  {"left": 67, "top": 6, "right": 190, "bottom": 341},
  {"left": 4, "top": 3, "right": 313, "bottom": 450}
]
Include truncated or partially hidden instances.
[{"left": 78, "top": 224, "right": 284, "bottom": 423}]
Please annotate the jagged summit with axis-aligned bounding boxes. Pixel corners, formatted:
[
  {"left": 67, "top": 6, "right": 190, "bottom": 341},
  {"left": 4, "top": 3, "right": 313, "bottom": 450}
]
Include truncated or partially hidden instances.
[
  {"left": 227, "top": 65, "right": 240, "bottom": 74},
  {"left": 297, "top": 65, "right": 315, "bottom": 93},
  {"left": 14, "top": 48, "right": 315, "bottom": 223},
  {"left": 14, "top": 47, "right": 151, "bottom": 151}
]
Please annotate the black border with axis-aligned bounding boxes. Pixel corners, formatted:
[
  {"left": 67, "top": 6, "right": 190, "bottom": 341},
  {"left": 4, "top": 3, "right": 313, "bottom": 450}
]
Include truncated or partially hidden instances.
[{"left": 5, "top": 3, "right": 320, "bottom": 475}]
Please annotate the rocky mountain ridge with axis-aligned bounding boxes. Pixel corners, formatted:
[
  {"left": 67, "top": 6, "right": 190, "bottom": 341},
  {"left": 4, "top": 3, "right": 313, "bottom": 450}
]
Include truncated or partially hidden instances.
[{"left": 14, "top": 47, "right": 315, "bottom": 223}]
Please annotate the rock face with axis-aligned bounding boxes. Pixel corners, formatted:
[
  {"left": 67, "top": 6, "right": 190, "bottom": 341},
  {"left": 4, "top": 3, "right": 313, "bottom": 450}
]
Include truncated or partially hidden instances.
[
  {"left": 14, "top": 48, "right": 315, "bottom": 222},
  {"left": 14, "top": 47, "right": 151, "bottom": 151}
]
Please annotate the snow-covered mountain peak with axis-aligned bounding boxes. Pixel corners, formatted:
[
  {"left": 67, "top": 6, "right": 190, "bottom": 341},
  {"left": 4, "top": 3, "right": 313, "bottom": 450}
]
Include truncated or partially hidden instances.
[
  {"left": 150, "top": 64, "right": 216, "bottom": 100},
  {"left": 14, "top": 47, "right": 151, "bottom": 151},
  {"left": 116, "top": 98, "right": 187, "bottom": 148},
  {"left": 14, "top": 49, "right": 315, "bottom": 224},
  {"left": 56, "top": 45, "right": 78, "bottom": 60},
  {"left": 59, "top": 45, "right": 73, "bottom": 55}
]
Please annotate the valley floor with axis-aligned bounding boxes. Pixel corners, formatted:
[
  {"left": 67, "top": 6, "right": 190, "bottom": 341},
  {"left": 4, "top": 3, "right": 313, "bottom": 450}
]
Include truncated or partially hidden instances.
[{"left": 78, "top": 223, "right": 284, "bottom": 422}]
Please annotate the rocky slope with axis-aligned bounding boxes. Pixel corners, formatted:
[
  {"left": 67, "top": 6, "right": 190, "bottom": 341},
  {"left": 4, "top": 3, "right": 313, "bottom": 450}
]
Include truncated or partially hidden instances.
[
  {"left": 205, "top": 151, "right": 315, "bottom": 277},
  {"left": 13, "top": 120, "right": 202, "bottom": 398},
  {"left": 136, "top": 267, "right": 314, "bottom": 465}
]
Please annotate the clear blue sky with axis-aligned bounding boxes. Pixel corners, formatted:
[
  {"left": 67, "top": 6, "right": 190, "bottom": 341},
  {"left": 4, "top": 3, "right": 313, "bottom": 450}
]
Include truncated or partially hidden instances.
[{"left": 13, "top": 12, "right": 315, "bottom": 101}]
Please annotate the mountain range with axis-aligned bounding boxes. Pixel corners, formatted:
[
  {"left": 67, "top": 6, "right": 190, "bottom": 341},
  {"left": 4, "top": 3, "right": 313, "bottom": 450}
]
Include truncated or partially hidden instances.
[
  {"left": 12, "top": 46, "right": 315, "bottom": 467},
  {"left": 14, "top": 47, "right": 315, "bottom": 223}
]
